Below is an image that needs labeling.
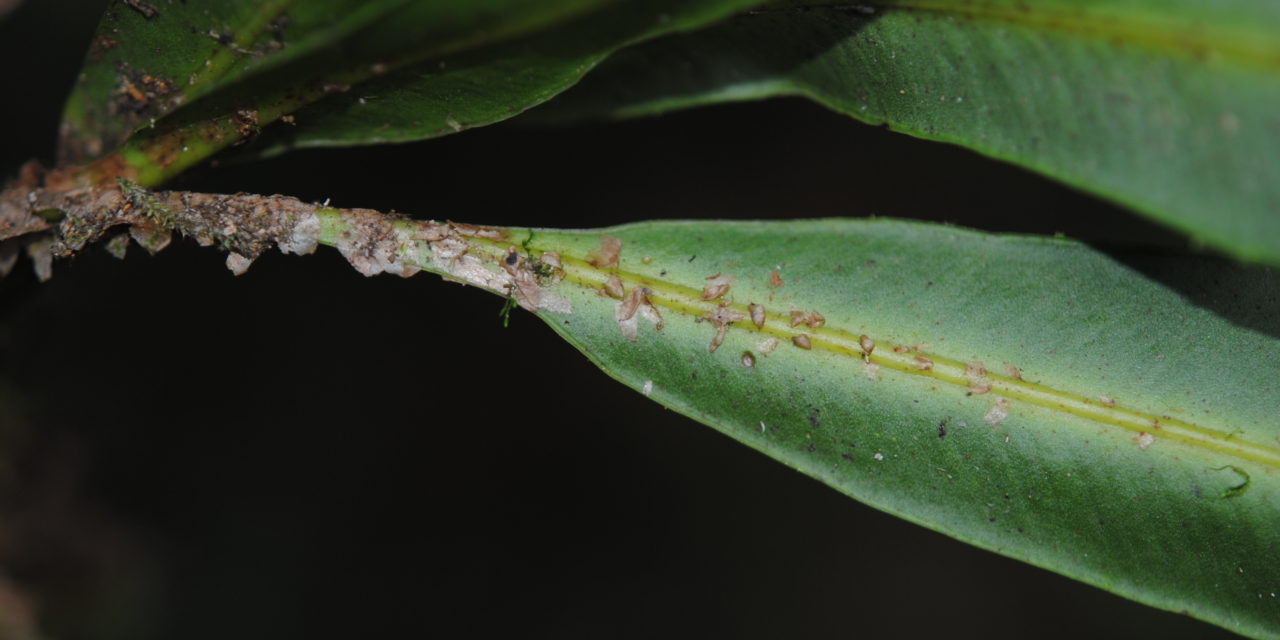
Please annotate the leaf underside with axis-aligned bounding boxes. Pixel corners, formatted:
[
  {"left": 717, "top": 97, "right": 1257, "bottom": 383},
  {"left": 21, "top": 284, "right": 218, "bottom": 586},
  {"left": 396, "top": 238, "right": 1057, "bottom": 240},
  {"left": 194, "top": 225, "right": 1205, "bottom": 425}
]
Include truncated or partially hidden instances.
[
  {"left": 490, "top": 219, "right": 1280, "bottom": 638},
  {"left": 59, "top": 0, "right": 763, "bottom": 181}
]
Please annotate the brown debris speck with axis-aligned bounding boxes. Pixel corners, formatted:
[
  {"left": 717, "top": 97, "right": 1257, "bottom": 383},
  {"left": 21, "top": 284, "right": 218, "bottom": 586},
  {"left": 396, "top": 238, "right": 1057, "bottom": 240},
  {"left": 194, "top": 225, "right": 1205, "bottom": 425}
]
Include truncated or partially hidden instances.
[
  {"left": 984, "top": 398, "right": 1011, "bottom": 426},
  {"left": 757, "top": 337, "right": 779, "bottom": 354},
  {"left": 748, "top": 303, "right": 766, "bottom": 329},
  {"left": 859, "top": 335, "right": 875, "bottom": 358},
  {"left": 603, "top": 274, "right": 625, "bottom": 299},
  {"left": 124, "top": 0, "right": 159, "bottom": 18},
  {"left": 113, "top": 67, "right": 177, "bottom": 119},
  {"left": 701, "top": 273, "right": 733, "bottom": 300},
  {"left": 616, "top": 286, "right": 642, "bottom": 323},
  {"left": 451, "top": 222, "right": 508, "bottom": 240},
  {"left": 1135, "top": 432, "right": 1155, "bottom": 450},
  {"left": 965, "top": 361, "right": 990, "bottom": 393},
  {"left": 708, "top": 328, "right": 727, "bottom": 352},
  {"left": 616, "top": 286, "right": 663, "bottom": 342},
  {"left": 788, "top": 309, "right": 825, "bottom": 328},
  {"left": 769, "top": 269, "right": 783, "bottom": 287},
  {"left": 704, "top": 303, "right": 746, "bottom": 352},
  {"left": 587, "top": 234, "right": 621, "bottom": 269},
  {"left": 233, "top": 108, "right": 260, "bottom": 139},
  {"left": 792, "top": 334, "right": 812, "bottom": 350}
]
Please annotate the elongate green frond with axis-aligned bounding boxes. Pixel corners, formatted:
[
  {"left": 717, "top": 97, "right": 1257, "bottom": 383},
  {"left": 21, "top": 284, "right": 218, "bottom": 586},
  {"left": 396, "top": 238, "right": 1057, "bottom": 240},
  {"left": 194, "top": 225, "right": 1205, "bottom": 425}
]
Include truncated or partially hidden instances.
[
  {"left": 308, "top": 213, "right": 1280, "bottom": 638},
  {"left": 535, "top": 2, "right": 1280, "bottom": 263},
  {"left": 58, "top": 0, "right": 763, "bottom": 185}
]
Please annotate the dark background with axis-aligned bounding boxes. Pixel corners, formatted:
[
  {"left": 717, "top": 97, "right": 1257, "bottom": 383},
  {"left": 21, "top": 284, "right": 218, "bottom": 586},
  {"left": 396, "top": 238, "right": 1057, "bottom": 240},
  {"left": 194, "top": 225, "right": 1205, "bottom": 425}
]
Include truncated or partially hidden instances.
[{"left": 0, "top": 1, "right": 1236, "bottom": 639}]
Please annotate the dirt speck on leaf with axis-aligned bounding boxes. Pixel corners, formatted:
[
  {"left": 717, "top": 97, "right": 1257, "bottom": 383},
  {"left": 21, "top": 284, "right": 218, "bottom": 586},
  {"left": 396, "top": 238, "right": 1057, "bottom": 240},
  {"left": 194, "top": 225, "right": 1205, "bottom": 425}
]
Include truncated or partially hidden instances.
[
  {"left": 1134, "top": 432, "right": 1155, "bottom": 451},
  {"left": 113, "top": 66, "right": 177, "bottom": 120},
  {"left": 757, "top": 337, "right": 778, "bottom": 354},
  {"left": 966, "top": 361, "right": 990, "bottom": 394},
  {"left": 603, "top": 274, "right": 625, "bottom": 299},
  {"left": 789, "top": 309, "right": 824, "bottom": 328},
  {"left": 588, "top": 234, "right": 621, "bottom": 269},
  {"left": 769, "top": 269, "right": 783, "bottom": 288},
  {"left": 859, "top": 335, "right": 875, "bottom": 359},
  {"left": 615, "top": 286, "right": 662, "bottom": 342},
  {"left": 704, "top": 303, "right": 746, "bottom": 352},
  {"left": 701, "top": 273, "right": 733, "bottom": 301},
  {"left": 124, "top": 0, "right": 159, "bottom": 19},
  {"left": 984, "top": 398, "right": 1011, "bottom": 426},
  {"left": 233, "top": 108, "right": 260, "bottom": 139}
]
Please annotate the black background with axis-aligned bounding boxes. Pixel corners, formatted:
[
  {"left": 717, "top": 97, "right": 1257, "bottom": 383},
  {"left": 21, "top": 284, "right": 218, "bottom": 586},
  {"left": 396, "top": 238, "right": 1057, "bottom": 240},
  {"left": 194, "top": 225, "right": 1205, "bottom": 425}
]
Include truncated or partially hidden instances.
[{"left": 0, "top": 1, "right": 1237, "bottom": 638}]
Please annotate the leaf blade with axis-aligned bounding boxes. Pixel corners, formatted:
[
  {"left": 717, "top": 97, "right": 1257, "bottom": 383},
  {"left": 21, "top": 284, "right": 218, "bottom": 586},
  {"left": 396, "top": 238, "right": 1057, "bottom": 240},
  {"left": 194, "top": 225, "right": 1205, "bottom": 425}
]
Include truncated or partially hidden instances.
[
  {"left": 501, "top": 219, "right": 1280, "bottom": 638},
  {"left": 305, "top": 208, "right": 1280, "bottom": 636},
  {"left": 533, "top": 3, "right": 1280, "bottom": 263},
  {"left": 60, "top": 0, "right": 765, "bottom": 184},
  {"left": 240, "top": 0, "right": 765, "bottom": 155}
]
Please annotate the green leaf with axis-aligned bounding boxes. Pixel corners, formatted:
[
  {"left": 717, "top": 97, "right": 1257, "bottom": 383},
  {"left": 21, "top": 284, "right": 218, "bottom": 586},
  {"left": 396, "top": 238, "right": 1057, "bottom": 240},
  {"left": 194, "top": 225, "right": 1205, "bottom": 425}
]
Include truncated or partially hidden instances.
[
  {"left": 59, "top": 0, "right": 410, "bottom": 163},
  {"left": 60, "top": 0, "right": 762, "bottom": 184},
  {"left": 311, "top": 213, "right": 1280, "bottom": 638},
  {"left": 243, "top": 0, "right": 766, "bottom": 155},
  {"left": 532, "top": 2, "right": 1280, "bottom": 264}
]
